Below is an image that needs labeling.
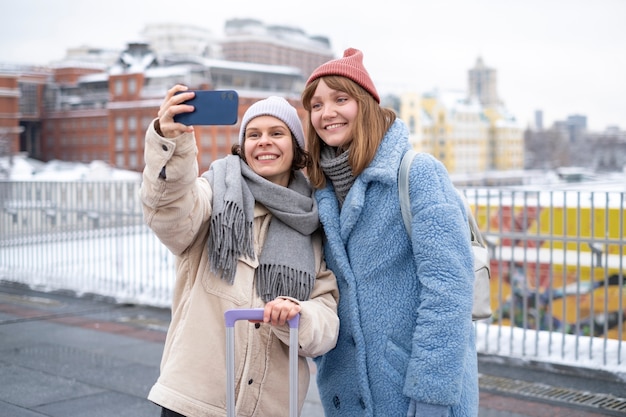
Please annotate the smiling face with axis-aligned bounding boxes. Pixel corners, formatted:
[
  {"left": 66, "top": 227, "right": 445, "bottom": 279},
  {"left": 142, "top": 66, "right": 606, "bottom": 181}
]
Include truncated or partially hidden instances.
[
  {"left": 308, "top": 79, "right": 359, "bottom": 150},
  {"left": 243, "top": 115, "right": 294, "bottom": 187}
]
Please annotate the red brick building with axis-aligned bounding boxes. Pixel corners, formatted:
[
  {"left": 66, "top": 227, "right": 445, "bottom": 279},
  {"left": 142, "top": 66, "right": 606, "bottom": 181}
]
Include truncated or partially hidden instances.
[
  {"left": 221, "top": 18, "right": 334, "bottom": 80},
  {"left": 1, "top": 42, "right": 309, "bottom": 174},
  {"left": 0, "top": 66, "right": 49, "bottom": 158},
  {"left": 1, "top": 18, "right": 336, "bottom": 175}
]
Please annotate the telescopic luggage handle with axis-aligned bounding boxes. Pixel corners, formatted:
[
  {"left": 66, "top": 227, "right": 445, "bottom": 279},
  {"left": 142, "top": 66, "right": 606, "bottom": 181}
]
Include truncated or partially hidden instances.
[
  {"left": 224, "top": 308, "right": 300, "bottom": 328},
  {"left": 224, "top": 308, "right": 300, "bottom": 417}
]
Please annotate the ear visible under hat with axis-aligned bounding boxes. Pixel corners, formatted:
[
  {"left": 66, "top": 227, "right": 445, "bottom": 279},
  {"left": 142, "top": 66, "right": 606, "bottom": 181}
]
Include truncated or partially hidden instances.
[{"left": 306, "top": 48, "right": 380, "bottom": 103}]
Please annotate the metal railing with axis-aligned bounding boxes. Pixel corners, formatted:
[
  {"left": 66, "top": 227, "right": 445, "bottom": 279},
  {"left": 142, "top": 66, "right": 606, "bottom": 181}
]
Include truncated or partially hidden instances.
[
  {"left": 1, "top": 180, "right": 624, "bottom": 372},
  {"left": 0, "top": 180, "right": 174, "bottom": 307}
]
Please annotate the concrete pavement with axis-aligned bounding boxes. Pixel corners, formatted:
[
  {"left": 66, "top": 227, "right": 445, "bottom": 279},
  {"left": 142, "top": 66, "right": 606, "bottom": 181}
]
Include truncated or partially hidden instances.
[{"left": 1, "top": 281, "right": 624, "bottom": 417}]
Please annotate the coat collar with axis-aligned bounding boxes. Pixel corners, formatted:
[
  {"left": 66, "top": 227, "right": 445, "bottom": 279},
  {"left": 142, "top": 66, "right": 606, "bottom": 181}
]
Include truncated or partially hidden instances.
[
  {"left": 316, "top": 119, "right": 411, "bottom": 242},
  {"left": 357, "top": 118, "right": 410, "bottom": 187}
]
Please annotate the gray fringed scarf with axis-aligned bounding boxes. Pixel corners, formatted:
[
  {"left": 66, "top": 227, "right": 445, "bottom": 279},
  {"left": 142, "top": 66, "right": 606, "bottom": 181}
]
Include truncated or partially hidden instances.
[
  {"left": 320, "top": 146, "right": 355, "bottom": 207},
  {"left": 202, "top": 155, "right": 320, "bottom": 302}
]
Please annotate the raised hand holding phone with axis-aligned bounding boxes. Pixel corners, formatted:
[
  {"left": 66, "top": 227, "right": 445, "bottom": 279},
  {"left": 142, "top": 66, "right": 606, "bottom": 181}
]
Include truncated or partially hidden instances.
[{"left": 173, "top": 90, "right": 239, "bottom": 126}]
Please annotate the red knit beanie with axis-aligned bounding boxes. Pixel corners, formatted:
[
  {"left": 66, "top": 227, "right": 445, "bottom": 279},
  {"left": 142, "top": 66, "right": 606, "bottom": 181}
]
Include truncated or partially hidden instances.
[{"left": 306, "top": 48, "right": 380, "bottom": 103}]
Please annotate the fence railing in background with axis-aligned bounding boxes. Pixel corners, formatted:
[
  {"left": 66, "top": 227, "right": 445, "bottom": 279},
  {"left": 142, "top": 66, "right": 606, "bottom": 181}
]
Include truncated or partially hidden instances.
[
  {"left": 462, "top": 187, "right": 625, "bottom": 371},
  {"left": 0, "top": 180, "right": 174, "bottom": 307},
  {"left": 1, "top": 180, "right": 624, "bottom": 371}
]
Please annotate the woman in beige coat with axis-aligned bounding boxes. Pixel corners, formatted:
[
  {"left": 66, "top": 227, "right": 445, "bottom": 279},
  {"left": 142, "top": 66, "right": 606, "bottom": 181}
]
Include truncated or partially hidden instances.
[{"left": 141, "top": 85, "right": 339, "bottom": 417}]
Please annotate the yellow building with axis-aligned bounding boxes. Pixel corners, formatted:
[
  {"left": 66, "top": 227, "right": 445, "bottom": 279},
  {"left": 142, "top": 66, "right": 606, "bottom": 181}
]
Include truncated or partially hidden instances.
[
  {"left": 468, "top": 57, "right": 524, "bottom": 172},
  {"left": 483, "top": 107, "right": 525, "bottom": 171},
  {"left": 398, "top": 91, "right": 524, "bottom": 174},
  {"left": 398, "top": 57, "right": 525, "bottom": 175},
  {"left": 399, "top": 92, "right": 423, "bottom": 148},
  {"left": 401, "top": 89, "right": 491, "bottom": 174}
]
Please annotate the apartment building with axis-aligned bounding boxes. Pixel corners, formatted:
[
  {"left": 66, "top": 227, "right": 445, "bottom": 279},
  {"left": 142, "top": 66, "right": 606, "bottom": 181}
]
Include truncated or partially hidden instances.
[
  {"left": 43, "top": 41, "right": 305, "bottom": 172},
  {"left": 0, "top": 65, "right": 49, "bottom": 159},
  {"left": 399, "top": 57, "right": 524, "bottom": 174},
  {"left": 468, "top": 56, "right": 500, "bottom": 108},
  {"left": 220, "top": 18, "right": 334, "bottom": 79},
  {"left": 483, "top": 106, "right": 525, "bottom": 171},
  {"left": 418, "top": 89, "right": 491, "bottom": 174},
  {"left": 3, "top": 23, "right": 528, "bottom": 176},
  {"left": 1, "top": 18, "right": 335, "bottom": 174}
]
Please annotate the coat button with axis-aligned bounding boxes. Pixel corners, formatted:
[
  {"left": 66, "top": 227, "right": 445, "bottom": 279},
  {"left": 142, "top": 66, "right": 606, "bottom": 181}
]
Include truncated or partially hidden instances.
[
  {"left": 161, "top": 145, "right": 168, "bottom": 151},
  {"left": 248, "top": 379, "right": 253, "bottom": 385},
  {"left": 255, "top": 323, "right": 261, "bottom": 329},
  {"left": 332, "top": 395, "right": 340, "bottom": 409}
]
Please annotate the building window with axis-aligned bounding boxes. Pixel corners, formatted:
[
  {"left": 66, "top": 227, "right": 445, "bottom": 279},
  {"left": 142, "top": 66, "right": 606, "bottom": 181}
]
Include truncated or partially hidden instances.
[
  {"left": 114, "top": 79, "right": 123, "bottom": 96},
  {"left": 409, "top": 116, "right": 416, "bottom": 134},
  {"left": 19, "top": 83, "right": 39, "bottom": 117},
  {"left": 142, "top": 116, "right": 153, "bottom": 129},
  {"left": 128, "top": 78, "right": 137, "bottom": 95},
  {"left": 128, "top": 116, "right": 137, "bottom": 131},
  {"left": 201, "top": 151, "right": 212, "bottom": 167},
  {"left": 115, "top": 117, "right": 124, "bottom": 132},
  {"left": 116, "top": 135, "right": 124, "bottom": 151}
]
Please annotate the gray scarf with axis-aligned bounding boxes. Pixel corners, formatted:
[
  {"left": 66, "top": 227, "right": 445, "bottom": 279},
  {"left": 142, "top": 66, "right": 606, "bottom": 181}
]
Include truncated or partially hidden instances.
[
  {"left": 202, "top": 155, "right": 319, "bottom": 302},
  {"left": 320, "top": 146, "right": 355, "bottom": 207}
]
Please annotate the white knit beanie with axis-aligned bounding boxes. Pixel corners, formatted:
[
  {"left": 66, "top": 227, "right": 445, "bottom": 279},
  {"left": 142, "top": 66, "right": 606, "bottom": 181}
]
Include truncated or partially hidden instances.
[{"left": 238, "top": 96, "right": 305, "bottom": 150}]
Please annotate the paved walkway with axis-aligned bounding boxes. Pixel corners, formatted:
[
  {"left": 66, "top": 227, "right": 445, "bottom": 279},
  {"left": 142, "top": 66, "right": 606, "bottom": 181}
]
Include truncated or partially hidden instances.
[{"left": 0, "top": 281, "right": 623, "bottom": 417}]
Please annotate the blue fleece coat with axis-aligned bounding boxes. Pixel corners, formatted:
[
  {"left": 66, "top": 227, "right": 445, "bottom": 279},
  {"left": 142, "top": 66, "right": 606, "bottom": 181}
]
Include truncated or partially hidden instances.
[{"left": 314, "top": 119, "right": 479, "bottom": 416}]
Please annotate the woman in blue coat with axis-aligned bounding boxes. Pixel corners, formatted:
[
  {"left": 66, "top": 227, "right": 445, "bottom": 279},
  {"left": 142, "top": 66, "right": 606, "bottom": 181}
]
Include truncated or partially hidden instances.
[{"left": 301, "top": 48, "right": 479, "bottom": 417}]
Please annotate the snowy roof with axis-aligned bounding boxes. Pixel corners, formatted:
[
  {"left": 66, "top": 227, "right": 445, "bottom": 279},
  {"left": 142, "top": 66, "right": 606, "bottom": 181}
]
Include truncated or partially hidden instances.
[
  {"left": 3, "top": 155, "right": 141, "bottom": 182},
  {"left": 197, "top": 57, "right": 302, "bottom": 75},
  {"left": 75, "top": 57, "right": 302, "bottom": 86},
  {"left": 436, "top": 90, "right": 483, "bottom": 114}
]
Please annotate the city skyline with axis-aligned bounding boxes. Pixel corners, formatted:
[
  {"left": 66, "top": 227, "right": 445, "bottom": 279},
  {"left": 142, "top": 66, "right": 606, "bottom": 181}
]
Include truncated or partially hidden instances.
[{"left": 1, "top": 0, "right": 624, "bottom": 131}]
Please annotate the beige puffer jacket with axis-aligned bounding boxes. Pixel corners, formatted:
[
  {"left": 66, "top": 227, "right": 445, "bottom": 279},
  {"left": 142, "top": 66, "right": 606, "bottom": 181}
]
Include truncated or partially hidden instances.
[{"left": 140, "top": 121, "right": 339, "bottom": 417}]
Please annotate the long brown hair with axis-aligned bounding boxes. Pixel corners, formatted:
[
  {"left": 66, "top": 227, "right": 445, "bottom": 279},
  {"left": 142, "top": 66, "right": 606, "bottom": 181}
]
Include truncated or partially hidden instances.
[{"left": 301, "top": 76, "right": 396, "bottom": 189}]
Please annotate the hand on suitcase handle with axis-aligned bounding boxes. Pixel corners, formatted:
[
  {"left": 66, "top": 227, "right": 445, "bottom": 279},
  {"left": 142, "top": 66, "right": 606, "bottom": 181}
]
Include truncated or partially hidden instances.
[
  {"left": 225, "top": 308, "right": 301, "bottom": 417},
  {"left": 224, "top": 308, "right": 300, "bottom": 328}
]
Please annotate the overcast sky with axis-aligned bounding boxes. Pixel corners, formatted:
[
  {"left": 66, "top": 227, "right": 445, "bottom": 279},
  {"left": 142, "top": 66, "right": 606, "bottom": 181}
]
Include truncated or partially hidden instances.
[{"left": 1, "top": 0, "right": 624, "bottom": 131}]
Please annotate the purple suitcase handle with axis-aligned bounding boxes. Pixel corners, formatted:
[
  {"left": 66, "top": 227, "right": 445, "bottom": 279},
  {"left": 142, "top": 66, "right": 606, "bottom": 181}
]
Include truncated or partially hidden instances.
[
  {"left": 224, "top": 308, "right": 300, "bottom": 328},
  {"left": 224, "top": 308, "right": 300, "bottom": 417}
]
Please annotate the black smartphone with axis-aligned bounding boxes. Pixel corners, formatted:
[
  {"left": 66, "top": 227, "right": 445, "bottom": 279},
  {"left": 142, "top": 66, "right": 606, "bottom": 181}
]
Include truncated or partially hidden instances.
[{"left": 173, "top": 90, "right": 239, "bottom": 125}]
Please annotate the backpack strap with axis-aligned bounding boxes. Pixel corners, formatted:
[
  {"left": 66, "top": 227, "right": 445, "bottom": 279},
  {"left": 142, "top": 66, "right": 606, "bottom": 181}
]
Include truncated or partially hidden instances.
[
  {"left": 398, "top": 149, "right": 417, "bottom": 238},
  {"left": 397, "top": 150, "right": 492, "bottom": 320},
  {"left": 398, "top": 149, "right": 485, "bottom": 246}
]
